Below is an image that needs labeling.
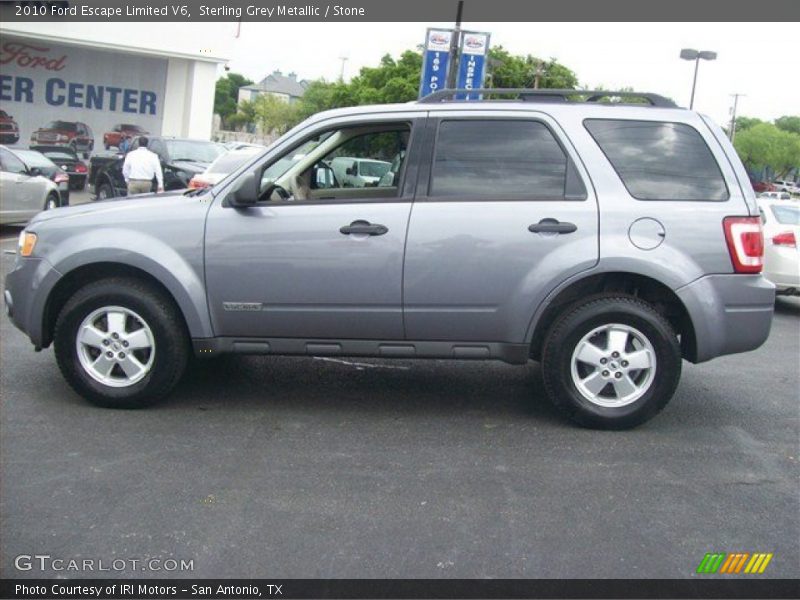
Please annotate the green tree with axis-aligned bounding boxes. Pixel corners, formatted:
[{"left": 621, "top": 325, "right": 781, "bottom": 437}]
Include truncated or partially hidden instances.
[
  {"left": 734, "top": 122, "right": 800, "bottom": 179},
  {"left": 252, "top": 94, "right": 302, "bottom": 135},
  {"left": 775, "top": 115, "right": 800, "bottom": 135},
  {"left": 487, "top": 46, "right": 579, "bottom": 89},
  {"left": 214, "top": 73, "right": 253, "bottom": 128}
]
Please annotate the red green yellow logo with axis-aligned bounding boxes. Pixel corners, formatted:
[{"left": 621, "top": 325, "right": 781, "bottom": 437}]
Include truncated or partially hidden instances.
[{"left": 696, "top": 552, "right": 773, "bottom": 574}]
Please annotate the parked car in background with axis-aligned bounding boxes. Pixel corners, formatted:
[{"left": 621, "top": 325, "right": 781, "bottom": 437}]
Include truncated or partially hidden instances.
[
  {"left": 31, "top": 145, "right": 89, "bottom": 190},
  {"left": 103, "top": 124, "right": 148, "bottom": 150},
  {"left": 0, "top": 145, "right": 62, "bottom": 224},
  {"left": 30, "top": 121, "right": 94, "bottom": 158},
  {"left": 750, "top": 179, "right": 774, "bottom": 194},
  {"left": 758, "top": 197, "right": 800, "bottom": 295},
  {"left": 222, "top": 141, "right": 265, "bottom": 151},
  {"left": 772, "top": 179, "right": 800, "bottom": 195},
  {"left": 759, "top": 191, "right": 793, "bottom": 201},
  {"left": 188, "top": 146, "right": 263, "bottom": 190},
  {"left": 4, "top": 89, "right": 775, "bottom": 429},
  {"left": 0, "top": 110, "right": 20, "bottom": 144},
  {"left": 330, "top": 156, "right": 392, "bottom": 187},
  {"left": 7, "top": 148, "right": 70, "bottom": 206},
  {"left": 91, "top": 136, "right": 225, "bottom": 199}
]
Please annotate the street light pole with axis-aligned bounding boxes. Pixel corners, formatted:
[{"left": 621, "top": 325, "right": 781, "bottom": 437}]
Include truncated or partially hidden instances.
[
  {"left": 446, "top": 0, "right": 464, "bottom": 90},
  {"left": 680, "top": 49, "right": 717, "bottom": 110},
  {"left": 729, "top": 94, "right": 745, "bottom": 142}
]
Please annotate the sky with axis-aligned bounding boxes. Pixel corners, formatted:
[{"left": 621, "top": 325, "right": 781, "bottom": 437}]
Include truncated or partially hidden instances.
[{"left": 6, "top": 20, "right": 798, "bottom": 126}]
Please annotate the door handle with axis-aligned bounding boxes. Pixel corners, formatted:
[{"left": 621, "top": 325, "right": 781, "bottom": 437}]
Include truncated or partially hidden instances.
[
  {"left": 528, "top": 218, "right": 577, "bottom": 234},
  {"left": 340, "top": 220, "right": 388, "bottom": 236}
]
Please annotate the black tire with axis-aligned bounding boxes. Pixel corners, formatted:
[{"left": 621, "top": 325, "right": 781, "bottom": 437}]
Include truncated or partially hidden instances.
[
  {"left": 96, "top": 182, "right": 115, "bottom": 200},
  {"left": 54, "top": 277, "right": 189, "bottom": 408},
  {"left": 541, "top": 295, "right": 681, "bottom": 429},
  {"left": 45, "top": 192, "right": 60, "bottom": 210}
]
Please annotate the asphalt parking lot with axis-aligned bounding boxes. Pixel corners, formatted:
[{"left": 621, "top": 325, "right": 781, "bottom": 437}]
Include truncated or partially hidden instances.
[{"left": 0, "top": 223, "right": 798, "bottom": 580}]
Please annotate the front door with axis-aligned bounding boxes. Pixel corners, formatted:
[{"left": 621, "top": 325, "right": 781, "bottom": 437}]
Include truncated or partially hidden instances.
[{"left": 204, "top": 117, "right": 421, "bottom": 340}]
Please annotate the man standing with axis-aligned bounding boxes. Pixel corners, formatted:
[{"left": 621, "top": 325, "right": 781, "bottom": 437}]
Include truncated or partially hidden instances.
[{"left": 122, "top": 136, "right": 164, "bottom": 195}]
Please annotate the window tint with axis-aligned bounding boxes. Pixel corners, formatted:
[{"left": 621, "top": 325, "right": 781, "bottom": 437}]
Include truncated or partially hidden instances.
[
  {"left": 585, "top": 120, "right": 728, "bottom": 201},
  {"left": 431, "top": 120, "right": 568, "bottom": 198},
  {"left": 0, "top": 148, "right": 27, "bottom": 174}
]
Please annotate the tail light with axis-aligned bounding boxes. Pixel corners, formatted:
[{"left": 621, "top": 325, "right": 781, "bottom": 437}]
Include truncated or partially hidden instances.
[
  {"left": 75, "top": 163, "right": 88, "bottom": 173},
  {"left": 54, "top": 173, "right": 69, "bottom": 184},
  {"left": 187, "top": 177, "right": 209, "bottom": 190},
  {"left": 772, "top": 231, "right": 797, "bottom": 248},
  {"left": 723, "top": 217, "right": 764, "bottom": 273}
]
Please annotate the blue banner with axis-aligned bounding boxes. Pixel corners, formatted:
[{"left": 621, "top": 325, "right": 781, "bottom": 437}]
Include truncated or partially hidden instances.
[
  {"left": 418, "top": 28, "right": 453, "bottom": 98},
  {"left": 455, "top": 32, "right": 491, "bottom": 100}
]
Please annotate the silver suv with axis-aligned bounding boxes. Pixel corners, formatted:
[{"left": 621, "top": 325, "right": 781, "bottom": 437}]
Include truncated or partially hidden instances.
[{"left": 4, "top": 90, "right": 775, "bottom": 428}]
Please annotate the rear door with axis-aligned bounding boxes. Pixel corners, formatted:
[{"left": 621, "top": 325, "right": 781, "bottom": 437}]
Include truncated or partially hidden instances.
[
  {"left": 0, "top": 148, "right": 40, "bottom": 220},
  {"left": 403, "top": 111, "right": 599, "bottom": 343}
]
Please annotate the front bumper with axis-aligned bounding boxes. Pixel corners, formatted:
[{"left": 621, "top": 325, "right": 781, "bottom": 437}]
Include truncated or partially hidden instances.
[
  {"left": 4, "top": 256, "right": 62, "bottom": 348},
  {"left": 676, "top": 274, "right": 775, "bottom": 363}
]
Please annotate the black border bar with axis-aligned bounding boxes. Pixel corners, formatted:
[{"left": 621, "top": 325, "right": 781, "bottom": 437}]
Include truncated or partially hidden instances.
[
  {"left": 2, "top": 0, "right": 800, "bottom": 22},
  {"left": 2, "top": 579, "right": 800, "bottom": 599}
]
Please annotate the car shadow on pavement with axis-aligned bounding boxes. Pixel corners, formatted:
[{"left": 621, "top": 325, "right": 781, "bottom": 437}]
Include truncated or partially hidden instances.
[
  {"left": 774, "top": 296, "right": 800, "bottom": 316},
  {"left": 170, "top": 355, "right": 565, "bottom": 423}
]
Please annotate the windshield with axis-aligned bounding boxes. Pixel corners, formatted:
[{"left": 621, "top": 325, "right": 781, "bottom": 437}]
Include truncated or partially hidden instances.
[
  {"left": 165, "top": 140, "right": 225, "bottom": 164},
  {"left": 43, "top": 121, "right": 77, "bottom": 131},
  {"left": 14, "top": 151, "right": 56, "bottom": 168},
  {"left": 358, "top": 160, "right": 391, "bottom": 178},
  {"left": 771, "top": 205, "right": 800, "bottom": 225}
]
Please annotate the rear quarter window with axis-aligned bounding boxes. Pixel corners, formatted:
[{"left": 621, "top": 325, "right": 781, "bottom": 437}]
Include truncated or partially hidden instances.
[{"left": 584, "top": 119, "right": 729, "bottom": 201}]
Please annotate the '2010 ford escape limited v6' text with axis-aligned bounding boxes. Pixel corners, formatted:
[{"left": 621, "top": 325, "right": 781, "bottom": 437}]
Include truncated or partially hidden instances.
[{"left": 4, "top": 89, "right": 774, "bottom": 429}]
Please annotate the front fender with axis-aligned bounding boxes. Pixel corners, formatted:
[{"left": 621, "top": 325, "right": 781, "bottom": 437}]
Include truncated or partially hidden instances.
[{"left": 44, "top": 228, "right": 212, "bottom": 340}]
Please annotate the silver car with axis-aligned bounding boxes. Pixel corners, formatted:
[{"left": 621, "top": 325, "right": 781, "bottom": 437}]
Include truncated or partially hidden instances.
[
  {"left": 4, "top": 90, "right": 775, "bottom": 428},
  {"left": 0, "top": 145, "right": 61, "bottom": 225}
]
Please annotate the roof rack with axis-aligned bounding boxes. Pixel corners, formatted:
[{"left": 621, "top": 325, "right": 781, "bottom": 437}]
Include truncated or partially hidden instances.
[{"left": 418, "top": 88, "right": 679, "bottom": 108}]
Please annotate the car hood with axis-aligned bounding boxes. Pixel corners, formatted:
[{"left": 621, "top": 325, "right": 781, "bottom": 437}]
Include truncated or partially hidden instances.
[{"left": 29, "top": 191, "right": 194, "bottom": 225}]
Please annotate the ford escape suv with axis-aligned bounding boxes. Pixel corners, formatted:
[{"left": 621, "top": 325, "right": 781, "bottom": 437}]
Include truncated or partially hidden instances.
[{"left": 4, "top": 89, "right": 774, "bottom": 429}]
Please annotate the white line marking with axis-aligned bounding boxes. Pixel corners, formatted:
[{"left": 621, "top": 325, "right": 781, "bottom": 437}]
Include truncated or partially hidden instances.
[{"left": 313, "top": 356, "right": 410, "bottom": 370}]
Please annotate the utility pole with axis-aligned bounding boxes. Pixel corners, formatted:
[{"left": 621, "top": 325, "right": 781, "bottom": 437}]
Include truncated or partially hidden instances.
[
  {"left": 729, "top": 93, "right": 744, "bottom": 142},
  {"left": 338, "top": 56, "right": 349, "bottom": 82},
  {"left": 446, "top": 0, "right": 464, "bottom": 90}
]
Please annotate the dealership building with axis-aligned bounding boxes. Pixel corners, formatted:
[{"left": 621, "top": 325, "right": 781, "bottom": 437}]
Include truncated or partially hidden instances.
[{"left": 0, "top": 21, "right": 229, "bottom": 150}]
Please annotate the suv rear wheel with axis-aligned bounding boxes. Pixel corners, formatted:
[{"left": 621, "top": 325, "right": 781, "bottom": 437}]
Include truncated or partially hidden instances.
[
  {"left": 541, "top": 295, "right": 681, "bottom": 429},
  {"left": 54, "top": 278, "right": 189, "bottom": 408}
]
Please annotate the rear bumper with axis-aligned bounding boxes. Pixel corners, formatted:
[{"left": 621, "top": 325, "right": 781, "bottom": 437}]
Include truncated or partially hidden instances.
[{"left": 677, "top": 274, "right": 775, "bottom": 363}]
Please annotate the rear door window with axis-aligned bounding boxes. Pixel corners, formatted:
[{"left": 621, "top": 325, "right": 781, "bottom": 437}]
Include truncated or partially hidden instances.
[
  {"left": 430, "top": 119, "right": 584, "bottom": 199},
  {"left": 584, "top": 119, "right": 729, "bottom": 201}
]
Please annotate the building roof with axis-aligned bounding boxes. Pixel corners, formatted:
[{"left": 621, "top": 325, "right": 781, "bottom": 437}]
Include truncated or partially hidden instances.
[{"left": 241, "top": 70, "right": 309, "bottom": 98}]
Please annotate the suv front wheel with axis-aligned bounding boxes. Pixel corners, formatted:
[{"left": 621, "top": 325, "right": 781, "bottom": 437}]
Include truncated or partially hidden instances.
[
  {"left": 54, "top": 277, "right": 189, "bottom": 408},
  {"left": 541, "top": 295, "right": 681, "bottom": 429}
]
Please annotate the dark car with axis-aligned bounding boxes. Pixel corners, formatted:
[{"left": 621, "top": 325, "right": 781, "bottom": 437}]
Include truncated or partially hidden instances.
[
  {"left": 7, "top": 148, "right": 70, "bottom": 206},
  {"left": 30, "top": 120, "right": 94, "bottom": 157},
  {"left": 751, "top": 179, "right": 775, "bottom": 194},
  {"left": 91, "top": 136, "right": 225, "bottom": 199},
  {"left": 103, "top": 124, "right": 148, "bottom": 150},
  {"left": 30, "top": 145, "right": 89, "bottom": 190},
  {"left": 0, "top": 110, "right": 20, "bottom": 144}
]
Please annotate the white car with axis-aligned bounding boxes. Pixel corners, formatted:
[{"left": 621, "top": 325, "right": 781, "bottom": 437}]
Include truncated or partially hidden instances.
[
  {"left": 0, "top": 145, "right": 61, "bottom": 225},
  {"left": 330, "top": 156, "right": 392, "bottom": 188},
  {"left": 772, "top": 180, "right": 800, "bottom": 195},
  {"left": 188, "top": 146, "right": 263, "bottom": 190},
  {"left": 758, "top": 198, "right": 800, "bottom": 295}
]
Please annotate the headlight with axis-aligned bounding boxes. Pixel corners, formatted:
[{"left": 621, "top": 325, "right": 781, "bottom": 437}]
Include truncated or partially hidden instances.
[{"left": 18, "top": 231, "right": 37, "bottom": 257}]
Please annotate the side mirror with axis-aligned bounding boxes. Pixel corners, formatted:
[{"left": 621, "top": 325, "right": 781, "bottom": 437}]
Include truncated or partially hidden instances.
[
  {"left": 228, "top": 171, "right": 259, "bottom": 207},
  {"left": 29, "top": 167, "right": 42, "bottom": 177}
]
